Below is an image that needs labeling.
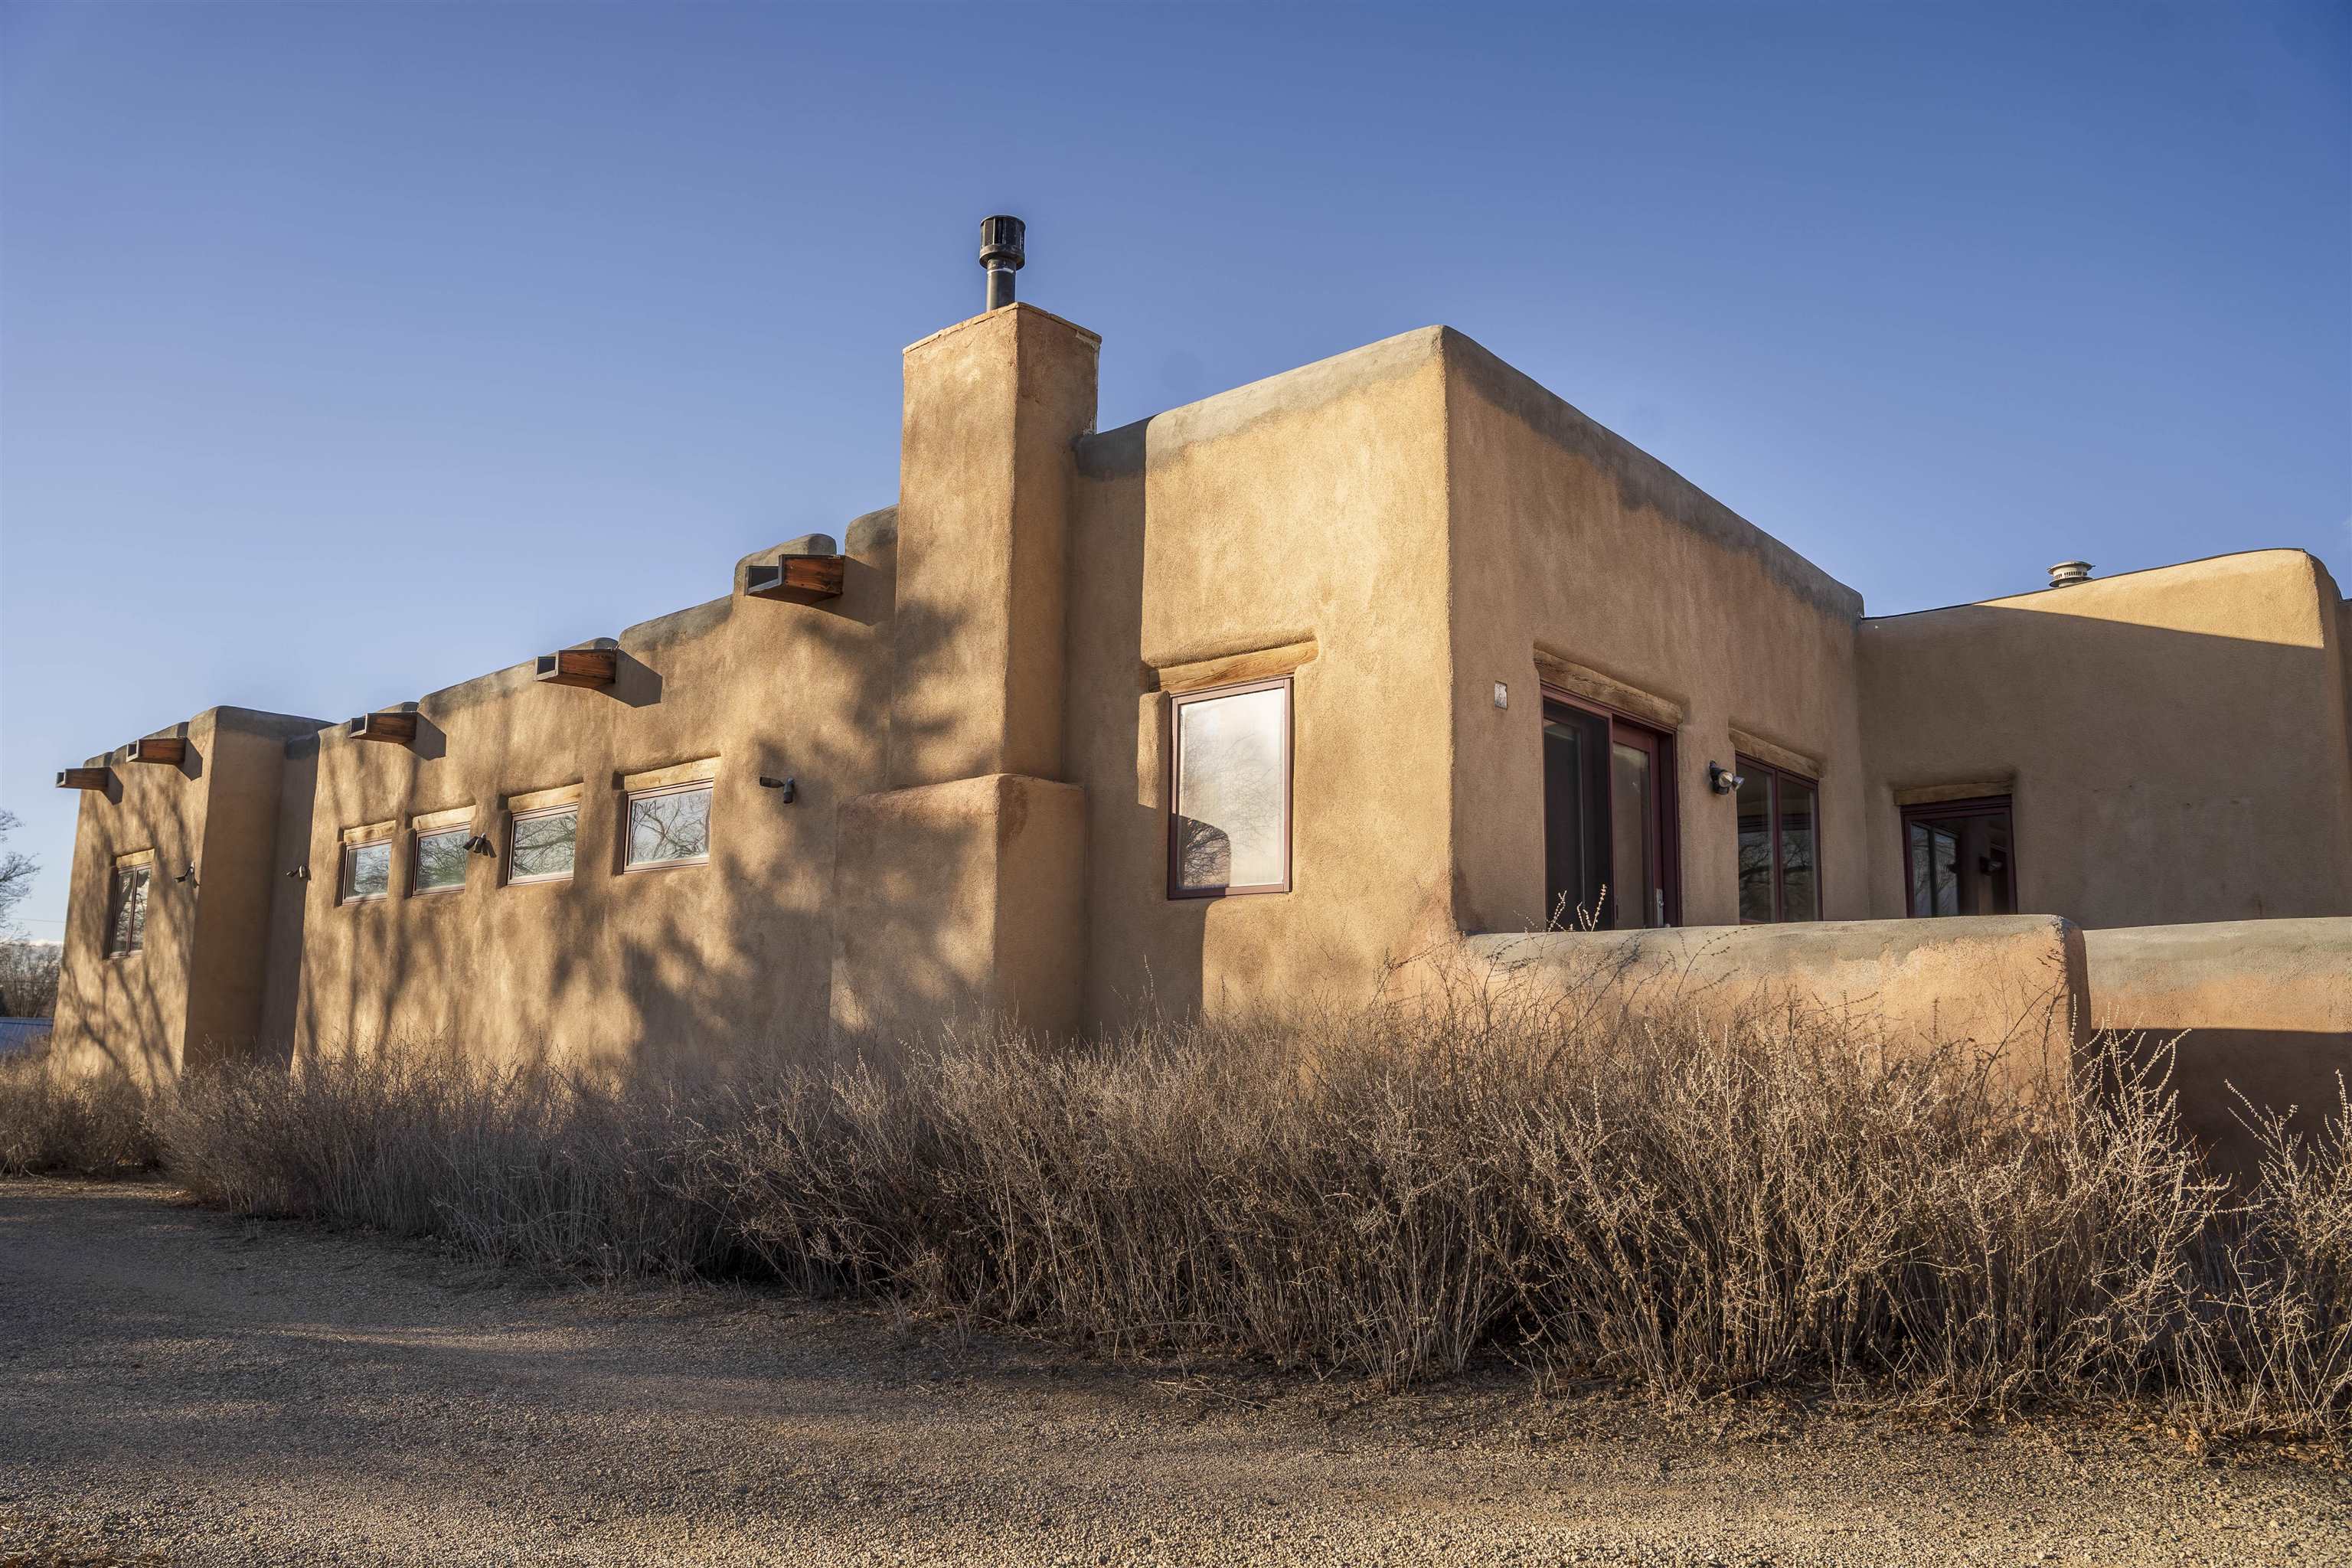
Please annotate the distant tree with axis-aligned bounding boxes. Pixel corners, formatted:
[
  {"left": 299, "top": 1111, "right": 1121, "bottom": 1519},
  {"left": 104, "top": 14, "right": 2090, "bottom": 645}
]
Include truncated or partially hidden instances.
[
  {"left": 0, "top": 808, "right": 34, "bottom": 939},
  {"left": 0, "top": 942, "right": 60, "bottom": 1018}
]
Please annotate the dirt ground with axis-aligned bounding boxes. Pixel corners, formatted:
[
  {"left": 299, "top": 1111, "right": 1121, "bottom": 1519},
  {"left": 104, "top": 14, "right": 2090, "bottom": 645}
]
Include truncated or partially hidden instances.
[{"left": 1, "top": 1181, "right": 2345, "bottom": 1566}]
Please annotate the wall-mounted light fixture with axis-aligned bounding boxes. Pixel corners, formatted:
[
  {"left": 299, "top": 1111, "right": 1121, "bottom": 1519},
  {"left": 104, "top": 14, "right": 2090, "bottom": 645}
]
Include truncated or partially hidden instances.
[
  {"left": 1708, "top": 762, "right": 1745, "bottom": 795},
  {"left": 174, "top": 864, "right": 196, "bottom": 884},
  {"left": 758, "top": 776, "right": 798, "bottom": 802},
  {"left": 464, "top": 835, "right": 497, "bottom": 857},
  {"left": 1492, "top": 682, "right": 1509, "bottom": 710},
  {"left": 287, "top": 865, "right": 309, "bottom": 881}
]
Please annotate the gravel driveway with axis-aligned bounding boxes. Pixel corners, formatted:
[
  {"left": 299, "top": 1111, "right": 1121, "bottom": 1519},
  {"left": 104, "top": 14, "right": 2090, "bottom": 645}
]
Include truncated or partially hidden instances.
[{"left": 1, "top": 1180, "right": 2345, "bottom": 1566}]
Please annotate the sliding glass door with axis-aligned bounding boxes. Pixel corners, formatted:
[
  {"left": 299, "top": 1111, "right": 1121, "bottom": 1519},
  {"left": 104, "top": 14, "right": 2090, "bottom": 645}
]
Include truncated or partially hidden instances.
[{"left": 1541, "top": 693, "right": 1677, "bottom": 929}]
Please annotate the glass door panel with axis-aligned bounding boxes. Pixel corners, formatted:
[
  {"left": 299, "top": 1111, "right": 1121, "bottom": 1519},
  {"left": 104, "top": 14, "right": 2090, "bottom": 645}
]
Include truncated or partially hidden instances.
[
  {"left": 1542, "top": 697, "right": 1674, "bottom": 930},
  {"left": 1610, "top": 739, "right": 1663, "bottom": 929},
  {"left": 1542, "top": 704, "right": 1611, "bottom": 927},
  {"left": 1778, "top": 775, "right": 1818, "bottom": 920}
]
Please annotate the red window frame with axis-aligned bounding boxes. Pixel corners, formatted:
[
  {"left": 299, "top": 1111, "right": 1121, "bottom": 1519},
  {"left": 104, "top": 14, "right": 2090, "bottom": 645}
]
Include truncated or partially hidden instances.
[
  {"left": 1540, "top": 688, "right": 1681, "bottom": 929},
  {"left": 1734, "top": 756, "right": 1822, "bottom": 924},
  {"left": 1899, "top": 795, "right": 2016, "bottom": 918}
]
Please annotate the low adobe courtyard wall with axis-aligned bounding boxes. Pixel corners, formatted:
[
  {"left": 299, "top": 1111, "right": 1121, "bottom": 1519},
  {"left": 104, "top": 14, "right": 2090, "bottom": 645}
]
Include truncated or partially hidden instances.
[
  {"left": 2083, "top": 918, "right": 2352, "bottom": 1178},
  {"left": 1455, "top": 915, "right": 2088, "bottom": 1097}
]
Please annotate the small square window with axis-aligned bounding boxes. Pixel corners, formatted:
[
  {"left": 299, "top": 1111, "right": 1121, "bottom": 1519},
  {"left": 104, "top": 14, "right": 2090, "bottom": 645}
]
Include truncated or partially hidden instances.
[
  {"left": 626, "top": 782, "right": 711, "bottom": 871},
  {"left": 107, "top": 864, "right": 152, "bottom": 956},
  {"left": 412, "top": 826, "right": 469, "bottom": 894},
  {"left": 340, "top": 838, "right": 392, "bottom": 904},
  {"left": 1168, "top": 678, "right": 1292, "bottom": 897},
  {"left": 508, "top": 805, "right": 578, "bottom": 884}
]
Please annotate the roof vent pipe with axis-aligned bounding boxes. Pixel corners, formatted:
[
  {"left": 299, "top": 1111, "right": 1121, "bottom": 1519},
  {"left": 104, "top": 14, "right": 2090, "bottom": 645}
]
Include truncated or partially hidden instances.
[
  {"left": 979, "top": 215, "right": 1024, "bottom": 310},
  {"left": 2048, "top": 560, "right": 2093, "bottom": 589}
]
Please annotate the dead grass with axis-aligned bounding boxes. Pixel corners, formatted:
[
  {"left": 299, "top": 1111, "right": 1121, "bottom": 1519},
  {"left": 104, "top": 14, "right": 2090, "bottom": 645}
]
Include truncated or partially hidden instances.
[
  {"left": 0, "top": 1048, "right": 158, "bottom": 1178},
  {"left": 8, "top": 981, "right": 2347, "bottom": 1438}
]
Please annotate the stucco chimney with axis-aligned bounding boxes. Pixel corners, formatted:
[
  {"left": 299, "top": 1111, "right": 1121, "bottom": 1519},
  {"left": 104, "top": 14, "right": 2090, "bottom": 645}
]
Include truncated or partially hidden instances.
[
  {"left": 2048, "top": 560, "right": 2093, "bottom": 589},
  {"left": 830, "top": 257, "right": 1099, "bottom": 1047},
  {"left": 886, "top": 291, "right": 1099, "bottom": 787}
]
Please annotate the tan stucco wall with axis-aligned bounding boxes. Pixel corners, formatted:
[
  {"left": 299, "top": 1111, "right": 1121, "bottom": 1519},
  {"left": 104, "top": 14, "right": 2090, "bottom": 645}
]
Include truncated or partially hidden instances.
[
  {"left": 1065, "top": 328, "right": 1459, "bottom": 1026},
  {"left": 2085, "top": 918, "right": 2352, "bottom": 1178},
  {"left": 1440, "top": 332, "right": 1869, "bottom": 933},
  {"left": 1859, "top": 551, "right": 2352, "bottom": 927},
  {"left": 889, "top": 305, "right": 1098, "bottom": 788},
  {"left": 45, "top": 299, "right": 2351, "bottom": 1097},
  {"left": 1462, "top": 915, "right": 2089, "bottom": 1096},
  {"left": 51, "top": 707, "right": 322, "bottom": 1085},
  {"left": 831, "top": 773, "right": 1086, "bottom": 1041},
  {"left": 279, "top": 512, "right": 897, "bottom": 1067}
]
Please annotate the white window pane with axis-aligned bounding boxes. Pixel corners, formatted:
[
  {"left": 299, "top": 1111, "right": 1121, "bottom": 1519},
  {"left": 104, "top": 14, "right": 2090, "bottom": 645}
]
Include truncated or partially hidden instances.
[
  {"left": 511, "top": 808, "right": 577, "bottom": 880},
  {"left": 628, "top": 786, "right": 710, "bottom": 866},
  {"left": 414, "top": 828, "right": 468, "bottom": 891},
  {"left": 347, "top": 841, "right": 391, "bottom": 900},
  {"left": 1175, "top": 687, "right": 1286, "bottom": 890}
]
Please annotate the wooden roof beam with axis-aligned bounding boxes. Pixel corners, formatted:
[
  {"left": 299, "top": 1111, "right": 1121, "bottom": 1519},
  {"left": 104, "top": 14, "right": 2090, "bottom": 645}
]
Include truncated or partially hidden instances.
[{"left": 534, "top": 648, "right": 617, "bottom": 690}]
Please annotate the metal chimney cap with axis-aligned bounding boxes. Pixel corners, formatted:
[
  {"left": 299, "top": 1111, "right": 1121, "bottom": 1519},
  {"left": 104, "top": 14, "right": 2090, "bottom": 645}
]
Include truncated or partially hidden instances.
[
  {"left": 978, "top": 215, "right": 1025, "bottom": 271},
  {"left": 2048, "top": 560, "right": 2093, "bottom": 588}
]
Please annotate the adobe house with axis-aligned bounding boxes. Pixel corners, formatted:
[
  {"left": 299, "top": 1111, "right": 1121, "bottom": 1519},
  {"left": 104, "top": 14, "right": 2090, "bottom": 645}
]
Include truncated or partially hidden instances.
[{"left": 48, "top": 219, "right": 2352, "bottom": 1112}]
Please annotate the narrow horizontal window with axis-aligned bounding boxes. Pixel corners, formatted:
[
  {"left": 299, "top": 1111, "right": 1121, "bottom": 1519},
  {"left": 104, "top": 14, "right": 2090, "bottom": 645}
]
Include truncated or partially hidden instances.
[
  {"left": 340, "top": 838, "right": 392, "bottom": 904},
  {"left": 412, "top": 827, "right": 468, "bottom": 895},
  {"left": 107, "top": 864, "right": 152, "bottom": 956},
  {"left": 626, "top": 782, "right": 711, "bottom": 870},
  {"left": 508, "top": 805, "right": 579, "bottom": 885},
  {"left": 1169, "top": 677, "right": 1291, "bottom": 897}
]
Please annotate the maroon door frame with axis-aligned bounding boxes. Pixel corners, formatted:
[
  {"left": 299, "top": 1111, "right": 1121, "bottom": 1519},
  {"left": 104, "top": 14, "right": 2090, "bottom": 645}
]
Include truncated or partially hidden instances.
[
  {"left": 1540, "top": 688, "right": 1681, "bottom": 929},
  {"left": 1734, "top": 755, "right": 1823, "bottom": 924}
]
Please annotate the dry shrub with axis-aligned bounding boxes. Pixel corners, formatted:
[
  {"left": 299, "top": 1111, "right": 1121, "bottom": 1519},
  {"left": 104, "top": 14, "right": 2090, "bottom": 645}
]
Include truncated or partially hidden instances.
[
  {"left": 17, "top": 980, "right": 2350, "bottom": 1436},
  {"left": 0, "top": 1043, "right": 158, "bottom": 1176}
]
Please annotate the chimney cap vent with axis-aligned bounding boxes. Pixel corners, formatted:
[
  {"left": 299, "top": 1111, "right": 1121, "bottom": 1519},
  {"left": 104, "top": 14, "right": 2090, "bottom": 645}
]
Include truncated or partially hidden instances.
[
  {"left": 2048, "top": 560, "right": 2093, "bottom": 588},
  {"left": 978, "top": 215, "right": 1025, "bottom": 271}
]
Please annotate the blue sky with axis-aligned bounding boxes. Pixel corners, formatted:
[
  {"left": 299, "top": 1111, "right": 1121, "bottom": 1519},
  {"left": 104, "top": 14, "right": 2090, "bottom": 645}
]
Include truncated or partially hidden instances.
[{"left": 2, "top": 0, "right": 2346, "bottom": 939}]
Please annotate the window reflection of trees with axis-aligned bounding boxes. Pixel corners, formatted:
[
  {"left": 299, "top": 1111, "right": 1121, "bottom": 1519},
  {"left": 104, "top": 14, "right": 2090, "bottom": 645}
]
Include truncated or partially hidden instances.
[
  {"left": 414, "top": 829, "right": 468, "bottom": 890},
  {"left": 510, "top": 808, "right": 578, "bottom": 880},
  {"left": 108, "top": 867, "right": 150, "bottom": 955},
  {"left": 345, "top": 841, "right": 391, "bottom": 901},
  {"left": 629, "top": 787, "right": 711, "bottom": 866}
]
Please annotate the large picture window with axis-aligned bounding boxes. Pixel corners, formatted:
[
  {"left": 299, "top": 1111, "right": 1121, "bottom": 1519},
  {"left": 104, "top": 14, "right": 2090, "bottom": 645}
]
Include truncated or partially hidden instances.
[
  {"left": 1542, "top": 693, "right": 1677, "bottom": 929},
  {"left": 1169, "top": 677, "right": 1291, "bottom": 897},
  {"left": 340, "top": 838, "right": 392, "bottom": 904},
  {"left": 508, "top": 805, "right": 579, "bottom": 884},
  {"left": 626, "top": 782, "right": 712, "bottom": 871},
  {"left": 1901, "top": 795, "right": 2014, "bottom": 917},
  {"left": 1734, "top": 758, "right": 1820, "bottom": 923},
  {"left": 106, "top": 863, "right": 152, "bottom": 956}
]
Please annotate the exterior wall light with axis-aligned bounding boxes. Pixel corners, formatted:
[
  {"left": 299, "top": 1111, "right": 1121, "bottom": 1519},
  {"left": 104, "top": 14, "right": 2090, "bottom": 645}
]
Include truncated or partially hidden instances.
[
  {"left": 1492, "top": 682, "right": 1509, "bottom": 710},
  {"left": 1708, "top": 762, "right": 1745, "bottom": 795},
  {"left": 759, "top": 776, "right": 798, "bottom": 802}
]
